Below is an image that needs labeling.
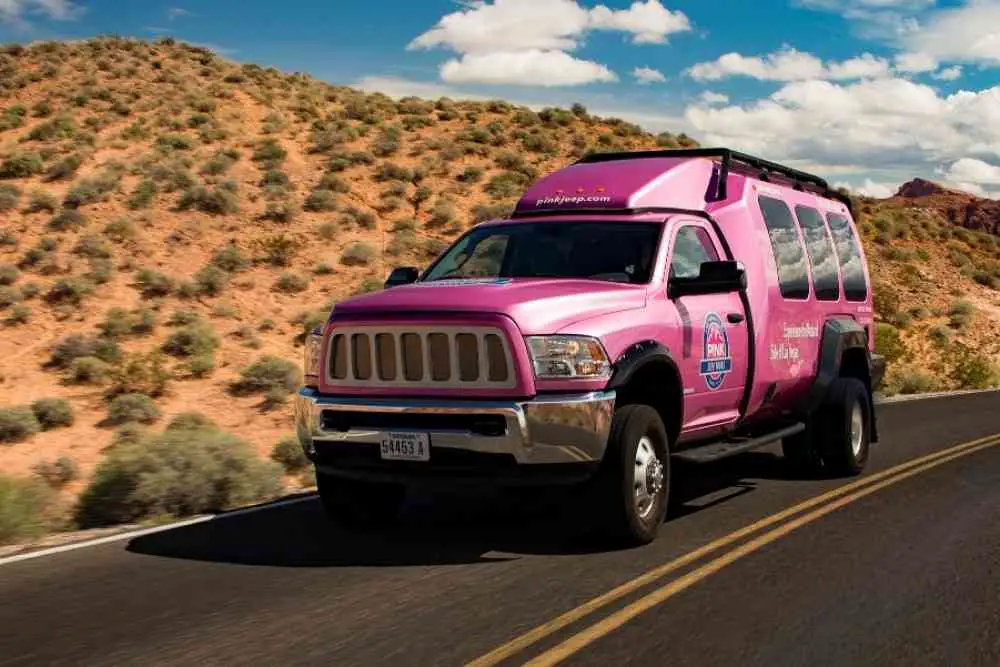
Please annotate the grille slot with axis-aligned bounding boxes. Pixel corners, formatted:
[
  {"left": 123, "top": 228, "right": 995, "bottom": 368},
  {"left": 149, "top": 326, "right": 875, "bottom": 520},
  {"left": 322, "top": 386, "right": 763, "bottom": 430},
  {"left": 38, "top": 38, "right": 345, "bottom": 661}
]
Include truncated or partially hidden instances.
[{"left": 325, "top": 326, "right": 516, "bottom": 389}]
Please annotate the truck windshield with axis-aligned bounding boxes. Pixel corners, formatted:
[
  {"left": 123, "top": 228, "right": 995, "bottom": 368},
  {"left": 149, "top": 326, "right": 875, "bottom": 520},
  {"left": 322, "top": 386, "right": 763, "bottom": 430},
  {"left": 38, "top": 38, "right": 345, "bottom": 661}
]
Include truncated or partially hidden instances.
[{"left": 423, "top": 220, "right": 663, "bottom": 284}]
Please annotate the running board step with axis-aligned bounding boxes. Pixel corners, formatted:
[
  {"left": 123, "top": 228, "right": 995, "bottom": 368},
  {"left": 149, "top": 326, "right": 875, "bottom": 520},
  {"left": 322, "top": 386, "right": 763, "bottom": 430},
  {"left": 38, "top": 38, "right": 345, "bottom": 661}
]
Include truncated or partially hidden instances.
[{"left": 672, "top": 423, "right": 806, "bottom": 464}]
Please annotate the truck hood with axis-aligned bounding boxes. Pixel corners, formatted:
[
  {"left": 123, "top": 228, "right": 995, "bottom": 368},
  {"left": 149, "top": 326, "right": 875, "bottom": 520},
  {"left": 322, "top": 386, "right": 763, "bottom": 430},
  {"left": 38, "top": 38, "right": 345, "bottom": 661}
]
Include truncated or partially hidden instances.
[{"left": 332, "top": 278, "right": 647, "bottom": 335}]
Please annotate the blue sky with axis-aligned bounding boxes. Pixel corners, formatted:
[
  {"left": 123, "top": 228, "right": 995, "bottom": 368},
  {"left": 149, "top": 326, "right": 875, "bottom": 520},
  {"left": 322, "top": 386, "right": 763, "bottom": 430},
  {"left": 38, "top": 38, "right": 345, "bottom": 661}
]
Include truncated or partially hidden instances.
[{"left": 5, "top": 1, "right": 1000, "bottom": 196}]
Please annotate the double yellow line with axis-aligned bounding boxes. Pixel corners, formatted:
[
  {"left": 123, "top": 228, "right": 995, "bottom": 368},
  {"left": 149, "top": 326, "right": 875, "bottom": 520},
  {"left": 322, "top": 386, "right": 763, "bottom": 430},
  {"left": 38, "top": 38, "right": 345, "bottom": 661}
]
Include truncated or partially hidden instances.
[{"left": 468, "top": 432, "right": 1000, "bottom": 667}]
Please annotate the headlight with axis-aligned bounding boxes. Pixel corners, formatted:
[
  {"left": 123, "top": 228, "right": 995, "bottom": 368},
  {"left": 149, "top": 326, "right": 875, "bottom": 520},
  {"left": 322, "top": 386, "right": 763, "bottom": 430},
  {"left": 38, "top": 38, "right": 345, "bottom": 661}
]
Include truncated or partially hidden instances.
[
  {"left": 526, "top": 335, "right": 611, "bottom": 379},
  {"left": 303, "top": 328, "right": 323, "bottom": 386}
]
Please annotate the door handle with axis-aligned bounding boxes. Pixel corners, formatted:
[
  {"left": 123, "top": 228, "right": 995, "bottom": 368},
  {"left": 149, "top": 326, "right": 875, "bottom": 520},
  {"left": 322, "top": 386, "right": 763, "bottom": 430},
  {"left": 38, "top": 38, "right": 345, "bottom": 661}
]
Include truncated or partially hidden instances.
[{"left": 727, "top": 312, "right": 745, "bottom": 324}]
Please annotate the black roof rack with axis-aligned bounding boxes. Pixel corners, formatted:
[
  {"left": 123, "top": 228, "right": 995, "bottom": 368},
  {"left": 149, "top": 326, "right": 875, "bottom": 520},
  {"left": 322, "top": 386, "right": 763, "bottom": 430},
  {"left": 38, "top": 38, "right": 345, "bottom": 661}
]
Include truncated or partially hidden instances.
[{"left": 574, "top": 147, "right": 855, "bottom": 217}]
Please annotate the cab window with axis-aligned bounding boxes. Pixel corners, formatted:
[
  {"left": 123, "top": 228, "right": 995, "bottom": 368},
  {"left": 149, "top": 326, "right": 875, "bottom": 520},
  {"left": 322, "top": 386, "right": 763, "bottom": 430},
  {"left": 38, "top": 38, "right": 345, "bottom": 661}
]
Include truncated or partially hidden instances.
[
  {"left": 669, "top": 226, "right": 719, "bottom": 279},
  {"left": 826, "top": 213, "right": 868, "bottom": 301},
  {"left": 794, "top": 205, "right": 840, "bottom": 301},
  {"left": 758, "top": 196, "right": 810, "bottom": 299}
]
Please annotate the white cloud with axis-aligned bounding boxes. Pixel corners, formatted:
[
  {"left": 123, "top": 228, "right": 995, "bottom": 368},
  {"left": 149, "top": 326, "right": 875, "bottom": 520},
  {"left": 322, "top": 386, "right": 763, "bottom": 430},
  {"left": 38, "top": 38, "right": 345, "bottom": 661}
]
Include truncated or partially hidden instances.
[
  {"left": 835, "top": 178, "right": 898, "bottom": 199},
  {"left": 441, "top": 50, "right": 616, "bottom": 86},
  {"left": 684, "top": 76, "right": 1000, "bottom": 186},
  {"left": 589, "top": 0, "right": 691, "bottom": 44},
  {"left": 795, "top": 0, "right": 931, "bottom": 41},
  {"left": 632, "top": 66, "right": 665, "bottom": 84},
  {"left": 410, "top": 0, "right": 690, "bottom": 86},
  {"left": 894, "top": 51, "right": 938, "bottom": 73},
  {"left": 933, "top": 65, "right": 963, "bottom": 81},
  {"left": 944, "top": 157, "right": 1000, "bottom": 185},
  {"left": 686, "top": 48, "right": 890, "bottom": 82},
  {"left": 698, "top": 91, "right": 729, "bottom": 105},
  {"left": 902, "top": 2, "right": 1000, "bottom": 66},
  {"left": 0, "top": 0, "right": 79, "bottom": 25},
  {"left": 167, "top": 7, "right": 192, "bottom": 21}
]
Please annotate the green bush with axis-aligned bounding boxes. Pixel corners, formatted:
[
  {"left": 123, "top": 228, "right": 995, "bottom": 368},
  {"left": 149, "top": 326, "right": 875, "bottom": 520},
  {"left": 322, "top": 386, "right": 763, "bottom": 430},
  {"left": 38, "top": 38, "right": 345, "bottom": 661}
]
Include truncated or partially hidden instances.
[
  {"left": 485, "top": 171, "right": 530, "bottom": 199},
  {"left": 156, "top": 132, "right": 195, "bottom": 151},
  {"left": 106, "top": 352, "right": 170, "bottom": 398},
  {"left": 25, "top": 189, "right": 58, "bottom": 213},
  {"left": 45, "top": 279, "right": 91, "bottom": 306},
  {"left": 106, "top": 393, "right": 161, "bottom": 426},
  {"left": 135, "top": 268, "right": 175, "bottom": 298},
  {"left": 0, "top": 476, "right": 54, "bottom": 545},
  {"left": 63, "top": 169, "right": 123, "bottom": 208},
  {"left": 274, "top": 272, "right": 309, "bottom": 293},
  {"left": 98, "top": 307, "right": 155, "bottom": 339},
  {"left": 30, "top": 398, "right": 74, "bottom": 429},
  {"left": 341, "top": 242, "right": 376, "bottom": 266},
  {"left": 45, "top": 153, "right": 82, "bottom": 181},
  {"left": 193, "top": 264, "right": 229, "bottom": 296},
  {"left": 178, "top": 185, "right": 239, "bottom": 215},
  {"left": 303, "top": 188, "right": 338, "bottom": 212},
  {"left": 27, "top": 115, "right": 75, "bottom": 141},
  {"left": 49, "top": 334, "right": 121, "bottom": 369},
  {"left": 891, "top": 369, "right": 937, "bottom": 395},
  {"left": 0, "top": 151, "right": 43, "bottom": 178},
  {"left": 950, "top": 344, "right": 1000, "bottom": 390},
  {"left": 74, "top": 425, "right": 283, "bottom": 528},
  {"left": 232, "top": 355, "right": 301, "bottom": 396},
  {"left": 0, "top": 407, "right": 41, "bottom": 443},
  {"left": 211, "top": 243, "right": 250, "bottom": 272},
  {"left": 0, "top": 184, "right": 21, "bottom": 212},
  {"left": 874, "top": 323, "right": 906, "bottom": 365},
  {"left": 162, "top": 322, "right": 219, "bottom": 357},
  {"left": 261, "top": 201, "right": 297, "bottom": 223},
  {"left": 186, "top": 354, "right": 215, "bottom": 377},
  {"left": 128, "top": 179, "right": 157, "bottom": 209},
  {"left": 69, "top": 356, "right": 111, "bottom": 384},
  {"left": 0, "top": 264, "right": 18, "bottom": 286},
  {"left": 4, "top": 304, "right": 30, "bottom": 325},
  {"left": 0, "top": 286, "right": 21, "bottom": 308},
  {"left": 48, "top": 209, "right": 86, "bottom": 231},
  {"left": 166, "top": 412, "right": 217, "bottom": 432},
  {"left": 33, "top": 456, "right": 80, "bottom": 489},
  {"left": 271, "top": 436, "right": 309, "bottom": 473},
  {"left": 316, "top": 173, "right": 350, "bottom": 193},
  {"left": 73, "top": 235, "right": 112, "bottom": 259},
  {"left": 948, "top": 299, "right": 975, "bottom": 330}
]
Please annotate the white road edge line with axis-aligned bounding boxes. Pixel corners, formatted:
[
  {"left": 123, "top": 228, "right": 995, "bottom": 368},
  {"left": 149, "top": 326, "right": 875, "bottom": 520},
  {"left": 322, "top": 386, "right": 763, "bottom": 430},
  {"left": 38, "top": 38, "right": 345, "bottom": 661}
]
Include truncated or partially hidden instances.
[
  {"left": 0, "top": 494, "right": 317, "bottom": 567},
  {"left": 875, "top": 387, "right": 1000, "bottom": 404}
]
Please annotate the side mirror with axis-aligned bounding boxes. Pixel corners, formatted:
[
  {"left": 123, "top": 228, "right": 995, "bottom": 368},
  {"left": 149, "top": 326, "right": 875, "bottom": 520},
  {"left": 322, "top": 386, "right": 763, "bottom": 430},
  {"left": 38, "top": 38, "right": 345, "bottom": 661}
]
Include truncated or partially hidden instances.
[
  {"left": 384, "top": 266, "right": 419, "bottom": 289},
  {"left": 668, "top": 260, "right": 746, "bottom": 299}
]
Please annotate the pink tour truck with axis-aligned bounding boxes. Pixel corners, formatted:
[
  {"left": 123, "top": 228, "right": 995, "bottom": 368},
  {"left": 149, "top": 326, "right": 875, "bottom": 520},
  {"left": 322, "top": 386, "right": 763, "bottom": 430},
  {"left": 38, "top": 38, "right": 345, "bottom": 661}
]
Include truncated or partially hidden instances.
[{"left": 294, "top": 148, "right": 885, "bottom": 545}]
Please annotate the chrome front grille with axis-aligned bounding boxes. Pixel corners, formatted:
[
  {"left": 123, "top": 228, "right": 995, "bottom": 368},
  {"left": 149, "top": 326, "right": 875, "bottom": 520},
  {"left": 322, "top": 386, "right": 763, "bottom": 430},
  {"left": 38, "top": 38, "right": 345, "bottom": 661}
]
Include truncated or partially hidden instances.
[{"left": 326, "top": 326, "right": 517, "bottom": 389}]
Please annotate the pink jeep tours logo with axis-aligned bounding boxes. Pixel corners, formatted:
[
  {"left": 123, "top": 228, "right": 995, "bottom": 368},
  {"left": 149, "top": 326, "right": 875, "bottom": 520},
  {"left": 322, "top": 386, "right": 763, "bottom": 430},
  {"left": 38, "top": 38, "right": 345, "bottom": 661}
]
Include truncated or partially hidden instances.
[
  {"left": 535, "top": 187, "right": 612, "bottom": 208},
  {"left": 699, "top": 312, "right": 732, "bottom": 390}
]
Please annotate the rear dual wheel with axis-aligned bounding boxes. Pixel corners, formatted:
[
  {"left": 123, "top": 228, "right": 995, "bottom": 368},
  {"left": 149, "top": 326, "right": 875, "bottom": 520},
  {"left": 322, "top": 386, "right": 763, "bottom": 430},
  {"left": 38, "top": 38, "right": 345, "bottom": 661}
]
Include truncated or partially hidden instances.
[{"left": 783, "top": 376, "right": 871, "bottom": 477}]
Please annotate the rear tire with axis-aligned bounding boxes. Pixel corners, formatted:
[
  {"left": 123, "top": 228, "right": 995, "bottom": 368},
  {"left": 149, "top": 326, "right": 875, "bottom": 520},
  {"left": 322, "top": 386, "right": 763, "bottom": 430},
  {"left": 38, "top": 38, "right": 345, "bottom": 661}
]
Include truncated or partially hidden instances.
[
  {"left": 315, "top": 470, "right": 406, "bottom": 530},
  {"left": 592, "top": 404, "right": 670, "bottom": 546},
  {"left": 816, "top": 377, "right": 871, "bottom": 476}
]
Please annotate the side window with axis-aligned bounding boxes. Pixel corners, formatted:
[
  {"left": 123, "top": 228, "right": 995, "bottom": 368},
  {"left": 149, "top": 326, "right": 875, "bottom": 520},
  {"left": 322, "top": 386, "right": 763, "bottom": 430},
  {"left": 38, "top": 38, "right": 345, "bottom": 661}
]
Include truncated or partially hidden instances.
[
  {"left": 826, "top": 213, "right": 868, "bottom": 301},
  {"left": 758, "top": 196, "right": 810, "bottom": 299},
  {"left": 669, "top": 226, "right": 719, "bottom": 279},
  {"left": 794, "top": 205, "right": 840, "bottom": 301}
]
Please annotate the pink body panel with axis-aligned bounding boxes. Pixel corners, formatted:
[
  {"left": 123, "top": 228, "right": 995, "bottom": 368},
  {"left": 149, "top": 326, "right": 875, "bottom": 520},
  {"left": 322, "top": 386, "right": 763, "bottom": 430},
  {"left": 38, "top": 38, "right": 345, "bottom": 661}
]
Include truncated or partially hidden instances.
[{"left": 323, "top": 154, "right": 875, "bottom": 439}]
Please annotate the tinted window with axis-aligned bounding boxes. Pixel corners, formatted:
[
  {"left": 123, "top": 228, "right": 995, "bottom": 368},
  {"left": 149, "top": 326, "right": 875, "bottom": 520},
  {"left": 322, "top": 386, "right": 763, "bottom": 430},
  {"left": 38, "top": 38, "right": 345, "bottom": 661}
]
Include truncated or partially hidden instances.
[
  {"left": 758, "top": 196, "right": 810, "bottom": 299},
  {"left": 826, "top": 213, "right": 868, "bottom": 301},
  {"left": 794, "top": 205, "right": 840, "bottom": 301},
  {"left": 669, "top": 226, "right": 719, "bottom": 279},
  {"left": 423, "top": 221, "right": 662, "bottom": 284}
]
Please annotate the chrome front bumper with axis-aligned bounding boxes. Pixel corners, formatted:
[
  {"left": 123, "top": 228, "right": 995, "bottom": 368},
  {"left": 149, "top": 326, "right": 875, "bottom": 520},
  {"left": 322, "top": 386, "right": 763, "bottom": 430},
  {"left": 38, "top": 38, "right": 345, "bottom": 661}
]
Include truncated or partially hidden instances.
[{"left": 294, "top": 387, "right": 615, "bottom": 468}]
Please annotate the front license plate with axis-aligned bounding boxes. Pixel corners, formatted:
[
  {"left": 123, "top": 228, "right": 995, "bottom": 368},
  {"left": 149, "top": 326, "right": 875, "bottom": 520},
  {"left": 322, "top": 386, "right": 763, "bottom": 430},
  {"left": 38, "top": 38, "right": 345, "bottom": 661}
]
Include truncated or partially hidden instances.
[{"left": 379, "top": 432, "right": 430, "bottom": 461}]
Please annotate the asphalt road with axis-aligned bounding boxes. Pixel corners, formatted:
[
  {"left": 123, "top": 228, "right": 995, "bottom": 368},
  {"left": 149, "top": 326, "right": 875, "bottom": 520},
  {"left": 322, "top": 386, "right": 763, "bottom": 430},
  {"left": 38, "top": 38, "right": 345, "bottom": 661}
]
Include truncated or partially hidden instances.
[{"left": 1, "top": 391, "right": 999, "bottom": 667}]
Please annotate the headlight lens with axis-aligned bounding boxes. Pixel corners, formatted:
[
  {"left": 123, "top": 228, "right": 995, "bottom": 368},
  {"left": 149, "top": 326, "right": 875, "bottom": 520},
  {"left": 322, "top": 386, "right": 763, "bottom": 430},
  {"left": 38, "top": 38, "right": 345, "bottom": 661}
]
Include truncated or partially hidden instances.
[
  {"left": 526, "top": 335, "right": 611, "bottom": 379},
  {"left": 303, "top": 328, "right": 323, "bottom": 386}
]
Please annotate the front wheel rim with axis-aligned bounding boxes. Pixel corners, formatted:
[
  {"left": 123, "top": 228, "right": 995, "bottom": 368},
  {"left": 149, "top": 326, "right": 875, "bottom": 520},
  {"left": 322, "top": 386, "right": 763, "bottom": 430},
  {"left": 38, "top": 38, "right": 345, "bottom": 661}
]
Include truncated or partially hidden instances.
[
  {"left": 850, "top": 401, "right": 865, "bottom": 457},
  {"left": 634, "top": 436, "right": 664, "bottom": 519}
]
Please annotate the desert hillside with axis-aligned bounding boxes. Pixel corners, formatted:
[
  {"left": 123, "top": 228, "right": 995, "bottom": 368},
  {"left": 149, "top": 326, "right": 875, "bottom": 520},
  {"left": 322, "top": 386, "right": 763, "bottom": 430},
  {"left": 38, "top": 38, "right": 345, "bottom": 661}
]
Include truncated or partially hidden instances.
[{"left": 0, "top": 37, "right": 998, "bottom": 543}]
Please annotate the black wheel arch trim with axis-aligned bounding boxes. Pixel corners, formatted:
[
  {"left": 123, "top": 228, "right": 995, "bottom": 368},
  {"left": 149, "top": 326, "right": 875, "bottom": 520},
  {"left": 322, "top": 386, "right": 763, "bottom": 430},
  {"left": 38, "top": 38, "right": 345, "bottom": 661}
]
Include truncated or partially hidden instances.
[
  {"left": 803, "top": 318, "right": 880, "bottom": 443},
  {"left": 606, "top": 341, "right": 684, "bottom": 442}
]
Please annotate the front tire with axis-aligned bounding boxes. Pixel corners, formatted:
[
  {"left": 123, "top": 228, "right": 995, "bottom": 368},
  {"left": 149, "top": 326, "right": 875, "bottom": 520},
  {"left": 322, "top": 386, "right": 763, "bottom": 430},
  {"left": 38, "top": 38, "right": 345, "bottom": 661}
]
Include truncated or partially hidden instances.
[
  {"left": 593, "top": 404, "right": 670, "bottom": 546},
  {"left": 316, "top": 471, "right": 406, "bottom": 530}
]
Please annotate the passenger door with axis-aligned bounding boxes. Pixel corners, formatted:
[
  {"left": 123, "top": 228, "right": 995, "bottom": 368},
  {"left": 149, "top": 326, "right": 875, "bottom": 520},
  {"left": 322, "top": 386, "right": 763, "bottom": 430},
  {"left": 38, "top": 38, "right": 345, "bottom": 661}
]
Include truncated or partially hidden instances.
[{"left": 666, "top": 222, "right": 749, "bottom": 434}]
